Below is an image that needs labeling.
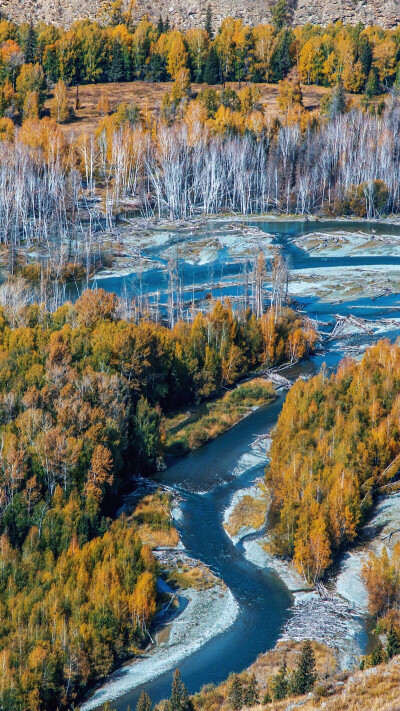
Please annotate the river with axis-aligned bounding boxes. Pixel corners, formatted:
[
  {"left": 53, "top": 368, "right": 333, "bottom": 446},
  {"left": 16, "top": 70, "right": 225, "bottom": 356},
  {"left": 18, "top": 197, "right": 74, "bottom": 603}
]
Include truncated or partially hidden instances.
[{"left": 86, "top": 218, "right": 400, "bottom": 711}]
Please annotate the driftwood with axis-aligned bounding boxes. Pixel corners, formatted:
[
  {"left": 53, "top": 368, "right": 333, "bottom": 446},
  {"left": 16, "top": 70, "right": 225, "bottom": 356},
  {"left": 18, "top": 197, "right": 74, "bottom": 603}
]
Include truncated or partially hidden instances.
[
  {"left": 327, "top": 314, "right": 374, "bottom": 341},
  {"left": 316, "top": 581, "right": 335, "bottom": 600},
  {"left": 382, "top": 529, "right": 400, "bottom": 542},
  {"left": 252, "top": 433, "right": 272, "bottom": 454},
  {"left": 282, "top": 591, "right": 360, "bottom": 648},
  {"left": 147, "top": 629, "right": 155, "bottom": 645},
  {"left": 130, "top": 475, "right": 181, "bottom": 496},
  {"left": 375, "top": 452, "right": 400, "bottom": 486},
  {"left": 164, "top": 593, "right": 178, "bottom": 613},
  {"left": 263, "top": 368, "right": 293, "bottom": 388}
]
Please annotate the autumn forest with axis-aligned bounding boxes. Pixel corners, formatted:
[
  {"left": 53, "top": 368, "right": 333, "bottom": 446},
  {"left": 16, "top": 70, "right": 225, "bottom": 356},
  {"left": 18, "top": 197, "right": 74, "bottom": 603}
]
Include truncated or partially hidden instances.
[{"left": 0, "top": 0, "right": 400, "bottom": 710}]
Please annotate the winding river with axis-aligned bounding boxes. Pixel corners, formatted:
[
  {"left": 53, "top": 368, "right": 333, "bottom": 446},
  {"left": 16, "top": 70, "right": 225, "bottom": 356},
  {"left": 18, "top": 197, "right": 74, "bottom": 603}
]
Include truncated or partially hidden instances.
[{"left": 88, "top": 218, "right": 400, "bottom": 711}]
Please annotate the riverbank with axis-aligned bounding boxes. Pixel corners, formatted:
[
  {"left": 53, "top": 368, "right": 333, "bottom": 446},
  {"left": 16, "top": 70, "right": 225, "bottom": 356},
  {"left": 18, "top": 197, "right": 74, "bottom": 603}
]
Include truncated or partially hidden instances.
[
  {"left": 81, "top": 550, "right": 239, "bottom": 711},
  {"left": 239, "top": 489, "right": 400, "bottom": 669},
  {"left": 79, "top": 215, "right": 400, "bottom": 709},
  {"left": 165, "top": 380, "right": 276, "bottom": 456},
  {"left": 242, "top": 527, "right": 367, "bottom": 669},
  {"left": 335, "top": 490, "right": 400, "bottom": 611}
]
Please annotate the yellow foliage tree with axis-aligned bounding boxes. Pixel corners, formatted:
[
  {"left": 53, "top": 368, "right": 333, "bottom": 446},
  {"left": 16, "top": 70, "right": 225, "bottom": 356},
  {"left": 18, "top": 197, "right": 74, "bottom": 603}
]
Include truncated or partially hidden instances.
[
  {"left": 50, "top": 80, "right": 71, "bottom": 123},
  {"left": 167, "top": 31, "right": 188, "bottom": 79}
]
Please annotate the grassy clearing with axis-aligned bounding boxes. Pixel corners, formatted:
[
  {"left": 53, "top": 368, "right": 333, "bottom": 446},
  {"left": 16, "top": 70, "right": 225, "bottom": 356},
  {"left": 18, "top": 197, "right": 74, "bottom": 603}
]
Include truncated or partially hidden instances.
[
  {"left": 45, "top": 81, "right": 334, "bottom": 136},
  {"left": 166, "top": 562, "right": 218, "bottom": 591},
  {"left": 224, "top": 486, "right": 269, "bottom": 538},
  {"left": 164, "top": 379, "right": 276, "bottom": 455},
  {"left": 262, "top": 656, "right": 400, "bottom": 711},
  {"left": 128, "top": 491, "right": 180, "bottom": 548}
]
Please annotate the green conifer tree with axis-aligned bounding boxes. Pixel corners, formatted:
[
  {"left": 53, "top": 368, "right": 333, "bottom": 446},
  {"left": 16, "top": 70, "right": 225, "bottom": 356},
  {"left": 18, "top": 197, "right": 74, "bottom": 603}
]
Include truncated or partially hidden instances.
[
  {"left": 271, "top": 29, "right": 294, "bottom": 81},
  {"left": 365, "top": 68, "right": 380, "bottom": 98},
  {"left": 205, "top": 5, "right": 213, "bottom": 37},
  {"left": 108, "top": 40, "right": 125, "bottom": 82},
  {"left": 24, "top": 23, "right": 37, "bottom": 64},
  {"left": 370, "top": 640, "right": 385, "bottom": 666},
  {"left": 328, "top": 78, "right": 347, "bottom": 119},
  {"left": 228, "top": 674, "right": 243, "bottom": 711},
  {"left": 157, "top": 16, "right": 164, "bottom": 36},
  {"left": 271, "top": 0, "right": 290, "bottom": 31},
  {"left": 292, "top": 641, "right": 317, "bottom": 695},
  {"left": 262, "top": 690, "right": 272, "bottom": 704},
  {"left": 181, "top": 683, "right": 194, "bottom": 711},
  {"left": 244, "top": 673, "right": 259, "bottom": 705},
  {"left": 271, "top": 661, "right": 288, "bottom": 701},
  {"left": 203, "top": 46, "right": 220, "bottom": 85},
  {"left": 386, "top": 625, "right": 400, "bottom": 659},
  {"left": 170, "top": 669, "right": 184, "bottom": 711},
  {"left": 137, "top": 691, "right": 152, "bottom": 711},
  {"left": 359, "top": 36, "right": 372, "bottom": 78}
]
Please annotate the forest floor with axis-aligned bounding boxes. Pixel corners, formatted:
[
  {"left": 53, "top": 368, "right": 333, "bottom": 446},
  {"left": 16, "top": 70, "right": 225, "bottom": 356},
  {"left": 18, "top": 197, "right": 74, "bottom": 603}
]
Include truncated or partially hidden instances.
[{"left": 44, "top": 81, "right": 333, "bottom": 136}]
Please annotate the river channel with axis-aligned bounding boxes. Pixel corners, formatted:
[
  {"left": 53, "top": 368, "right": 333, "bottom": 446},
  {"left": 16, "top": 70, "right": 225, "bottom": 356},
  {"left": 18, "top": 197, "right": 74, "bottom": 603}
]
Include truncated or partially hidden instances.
[{"left": 87, "top": 218, "right": 400, "bottom": 710}]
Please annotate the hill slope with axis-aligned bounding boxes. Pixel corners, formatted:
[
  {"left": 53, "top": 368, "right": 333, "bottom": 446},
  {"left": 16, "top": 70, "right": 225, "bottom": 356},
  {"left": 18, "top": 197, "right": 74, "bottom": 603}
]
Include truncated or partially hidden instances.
[{"left": 1, "top": 0, "right": 400, "bottom": 30}]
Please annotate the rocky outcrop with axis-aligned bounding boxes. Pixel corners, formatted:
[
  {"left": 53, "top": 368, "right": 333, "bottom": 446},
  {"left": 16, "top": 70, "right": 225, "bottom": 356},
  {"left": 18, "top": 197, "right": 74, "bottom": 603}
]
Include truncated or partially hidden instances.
[{"left": 1, "top": 0, "right": 400, "bottom": 29}]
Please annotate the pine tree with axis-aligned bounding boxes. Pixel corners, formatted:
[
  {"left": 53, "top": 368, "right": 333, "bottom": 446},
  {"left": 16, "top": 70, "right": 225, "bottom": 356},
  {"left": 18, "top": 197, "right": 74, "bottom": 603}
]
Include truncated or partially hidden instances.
[
  {"left": 203, "top": 46, "right": 220, "bottom": 85},
  {"left": 170, "top": 669, "right": 184, "bottom": 711},
  {"left": 365, "top": 68, "right": 380, "bottom": 98},
  {"left": 0, "top": 87, "right": 6, "bottom": 118},
  {"left": 271, "top": 29, "right": 294, "bottom": 81},
  {"left": 386, "top": 625, "right": 400, "bottom": 659},
  {"left": 228, "top": 674, "right": 243, "bottom": 711},
  {"left": 262, "top": 690, "right": 272, "bottom": 704},
  {"left": 167, "top": 669, "right": 192, "bottom": 711},
  {"left": 328, "top": 78, "right": 347, "bottom": 119},
  {"left": 137, "top": 690, "right": 152, "bottom": 711},
  {"left": 157, "top": 16, "right": 164, "bottom": 36},
  {"left": 108, "top": 40, "right": 124, "bottom": 82},
  {"left": 24, "top": 23, "right": 37, "bottom": 64},
  {"left": 271, "top": 661, "right": 288, "bottom": 700},
  {"left": 370, "top": 640, "right": 385, "bottom": 666},
  {"left": 292, "top": 641, "right": 317, "bottom": 695},
  {"left": 359, "top": 36, "right": 372, "bottom": 78},
  {"left": 205, "top": 4, "right": 213, "bottom": 37},
  {"left": 181, "top": 684, "right": 194, "bottom": 711},
  {"left": 244, "top": 673, "right": 259, "bottom": 705},
  {"left": 271, "top": 0, "right": 290, "bottom": 31},
  {"left": 146, "top": 53, "right": 167, "bottom": 82}
]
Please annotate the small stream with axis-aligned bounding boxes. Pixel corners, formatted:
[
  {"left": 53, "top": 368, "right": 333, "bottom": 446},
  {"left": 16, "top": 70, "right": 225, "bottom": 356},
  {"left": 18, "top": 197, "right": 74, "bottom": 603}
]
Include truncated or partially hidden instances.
[{"left": 87, "top": 219, "right": 400, "bottom": 710}]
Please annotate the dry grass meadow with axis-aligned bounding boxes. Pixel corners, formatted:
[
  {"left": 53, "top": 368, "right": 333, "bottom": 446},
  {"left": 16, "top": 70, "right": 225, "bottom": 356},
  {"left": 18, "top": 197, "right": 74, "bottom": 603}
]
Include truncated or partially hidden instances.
[
  {"left": 194, "top": 638, "right": 400, "bottom": 711},
  {"left": 44, "top": 81, "right": 332, "bottom": 136},
  {"left": 128, "top": 492, "right": 180, "bottom": 548}
]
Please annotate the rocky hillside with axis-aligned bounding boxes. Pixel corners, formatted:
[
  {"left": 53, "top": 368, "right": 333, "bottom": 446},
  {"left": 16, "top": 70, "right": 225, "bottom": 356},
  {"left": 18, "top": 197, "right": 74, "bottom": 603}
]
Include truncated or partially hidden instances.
[{"left": 1, "top": 0, "right": 400, "bottom": 29}]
